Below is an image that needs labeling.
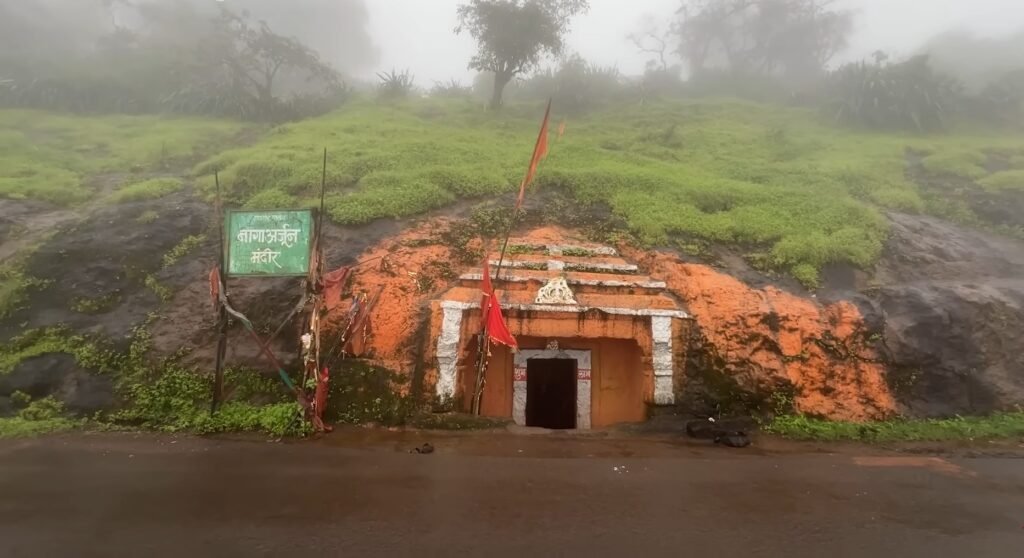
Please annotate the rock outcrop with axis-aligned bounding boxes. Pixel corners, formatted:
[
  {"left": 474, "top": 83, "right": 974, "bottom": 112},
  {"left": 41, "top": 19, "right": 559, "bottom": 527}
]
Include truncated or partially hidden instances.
[
  {"left": 630, "top": 251, "right": 897, "bottom": 421},
  {"left": 856, "top": 213, "right": 1024, "bottom": 417}
]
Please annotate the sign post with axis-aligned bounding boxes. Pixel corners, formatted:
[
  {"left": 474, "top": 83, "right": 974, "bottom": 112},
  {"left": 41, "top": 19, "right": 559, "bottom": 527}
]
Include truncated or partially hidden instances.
[{"left": 226, "top": 210, "right": 314, "bottom": 277}]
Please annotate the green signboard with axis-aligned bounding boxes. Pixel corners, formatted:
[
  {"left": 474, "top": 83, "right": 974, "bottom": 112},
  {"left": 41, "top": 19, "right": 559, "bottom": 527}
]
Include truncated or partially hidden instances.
[{"left": 226, "top": 210, "right": 313, "bottom": 277}]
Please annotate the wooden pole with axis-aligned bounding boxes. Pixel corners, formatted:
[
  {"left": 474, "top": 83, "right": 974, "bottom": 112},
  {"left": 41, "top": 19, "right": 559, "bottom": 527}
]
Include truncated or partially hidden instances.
[
  {"left": 211, "top": 171, "right": 228, "bottom": 414},
  {"left": 314, "top": 148, "right": 328, "bottom": 374}
]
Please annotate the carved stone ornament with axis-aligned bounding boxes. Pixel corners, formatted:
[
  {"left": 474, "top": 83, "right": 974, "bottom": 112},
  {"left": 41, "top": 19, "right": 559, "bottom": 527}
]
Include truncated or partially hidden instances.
[
  {"left": 545, "top": 339, "right": 559, "bottom": 352},
  {"left": 535, "top": 276, "right": 577, "bottom": 305}
]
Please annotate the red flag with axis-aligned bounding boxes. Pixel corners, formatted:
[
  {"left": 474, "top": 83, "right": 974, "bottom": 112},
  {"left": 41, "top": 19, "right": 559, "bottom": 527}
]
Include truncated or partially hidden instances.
[
  {"left": 209, "top": 267, "right": 221, "bottom": 309},
  {"left": 479, "top": 256, "right": 517, "bottom": 348},
  {"left": 516, "top": 99, "right": 552, "bottom": 210}
]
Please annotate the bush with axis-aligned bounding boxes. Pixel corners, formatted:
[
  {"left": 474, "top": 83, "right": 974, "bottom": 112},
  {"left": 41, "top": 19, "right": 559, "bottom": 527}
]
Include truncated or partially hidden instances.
[
  {"left": 921, "top": 150, "right": 987, "bottom": 179},
  {"left": 377, "top": 69, "right": 416, "bottom": 100},
  {"left": 513, "top": 54, "right": 631, "bottom": 114},
  {"left": 162, "top": 234, "right": 206, "bottom": 268},
  {"left": 827, "top": 55, "right": 963, "bottom": 132},
  {"left": 243, "top": 188, "right": 297, "bottom": 210},
  {"left": 431, "top": 79, "right": 472, "bottom": 98},
  {"left": 110, "top": 177, "right": 183, "bottom": 203},
  {"left": 979, "top": 170, "right": 1024, "bottom": 192}
]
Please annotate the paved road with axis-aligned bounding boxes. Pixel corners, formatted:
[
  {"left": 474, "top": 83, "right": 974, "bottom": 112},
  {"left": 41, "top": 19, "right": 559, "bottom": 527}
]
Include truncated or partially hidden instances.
[{"left": 1, "top": 431, "right": 1022, "bottom": 557}]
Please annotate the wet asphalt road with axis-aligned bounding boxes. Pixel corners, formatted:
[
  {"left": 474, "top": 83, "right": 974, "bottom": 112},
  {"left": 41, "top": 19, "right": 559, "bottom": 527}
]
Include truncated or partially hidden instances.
[{"left": 1, "top": 432, "right": 1023, "bottom": 558}]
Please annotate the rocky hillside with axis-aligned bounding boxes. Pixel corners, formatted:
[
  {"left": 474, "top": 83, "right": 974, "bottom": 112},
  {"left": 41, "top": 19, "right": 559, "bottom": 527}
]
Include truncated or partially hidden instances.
[{"left": 1, "top": 100, "right": 1023, "bottom": 430}]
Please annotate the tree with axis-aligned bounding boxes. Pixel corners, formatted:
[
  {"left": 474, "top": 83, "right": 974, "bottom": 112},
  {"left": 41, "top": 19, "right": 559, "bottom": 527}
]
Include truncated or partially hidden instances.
[
  {"left": 629, "top": 15, "right": 673, "bottom": 73},
  {"left": 222, "top": 0, "right": 379, "bottom": 76},
  {"left": 456, "top": 0, "right": 589, "bottom": 110},
  {"left": 210, "top": 9, "right": 342, "bottom": 112},
  {"left": 0, "top": 1, "right": 347, "bottom": 121},
  {"left": 673, "top": 0, "right": 852, "bottom": 86}
]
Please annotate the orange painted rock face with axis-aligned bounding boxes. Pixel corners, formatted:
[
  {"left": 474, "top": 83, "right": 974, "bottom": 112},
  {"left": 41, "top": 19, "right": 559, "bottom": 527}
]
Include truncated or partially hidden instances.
[
  {"left": 628, "top": 250, "right": 896, "bottom": 422},
  {"left": 323, "top": 219, "right": 459, "bottom": 374},
  {"left": 326, "top": 222, "right": 897, "bottom": 422}
]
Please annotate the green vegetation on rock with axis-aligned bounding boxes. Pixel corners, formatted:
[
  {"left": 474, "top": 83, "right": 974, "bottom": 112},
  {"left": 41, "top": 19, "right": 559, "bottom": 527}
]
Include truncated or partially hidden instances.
[
  {"left": 111, "top": 177, "right": 184, "bottom": 203},
  {"left": 0, "top": 396, "right": 78, "bottom": 439},
  {"left": 979, "top": 170, "right": 1024, "bottom": 192},
  {"left": 920, "top": 149, "right": 988, "bottom": 179},
  {"left": 767, "top": 413, "right": 1024, "bottom": 442},
  {"left": 0, "top": 110, "right": 244, "bottom": 204},
  {"left": 162, "top": 234, "right": 207, "bottom": 268},
  {"left": 0, "top": 324, "right": 306, "bottom": 437},
  {"left": 194, "top": 98, "right": 1024, "bottom": 285},
  {"left": 0, "top": 267, "right": 44, "bottom": 318}
]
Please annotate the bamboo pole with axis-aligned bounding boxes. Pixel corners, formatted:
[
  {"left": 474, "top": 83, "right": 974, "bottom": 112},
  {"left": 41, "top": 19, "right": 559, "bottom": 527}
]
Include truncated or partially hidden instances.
[{"left": 211, "top": 171, "right": 228, "bottom": 414}]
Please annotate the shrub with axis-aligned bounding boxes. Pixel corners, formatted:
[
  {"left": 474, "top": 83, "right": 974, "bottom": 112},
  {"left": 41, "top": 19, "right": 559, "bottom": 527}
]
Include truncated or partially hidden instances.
[
  {"left": 979, "top": 170, "right": 1024, "bottom": 192},
  {"left": 110, "top": 177, "right": 183, "bottom": 203},
  {"left": 921, "top": 150, "right": 987, "bottom": 179},
  {"left": 827, "top": 55, "right": 963, "bottom": 132},
  {"left": 162, "top": 235, "right": 206, "bottom": 268},
  {"left": 377, "top": 69, "right": 416, "bottom": 100},
  {"left": 431, "top": 79, "right": 472, "bottom": 98}
]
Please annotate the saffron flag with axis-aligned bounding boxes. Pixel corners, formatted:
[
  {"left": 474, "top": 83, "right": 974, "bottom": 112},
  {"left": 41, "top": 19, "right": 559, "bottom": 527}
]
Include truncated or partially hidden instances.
[
  {"left": 515, "top": 99, "right": 553, "bottom": 210},
  {"left": 479, "top": 256, "right": 517, "bottom": 348}
]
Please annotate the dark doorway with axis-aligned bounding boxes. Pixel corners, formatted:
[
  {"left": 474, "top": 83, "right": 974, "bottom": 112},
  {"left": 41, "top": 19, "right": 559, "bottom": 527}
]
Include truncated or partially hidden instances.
[{"left": 526, "top": 359, "right": 577, "bottom": 429}]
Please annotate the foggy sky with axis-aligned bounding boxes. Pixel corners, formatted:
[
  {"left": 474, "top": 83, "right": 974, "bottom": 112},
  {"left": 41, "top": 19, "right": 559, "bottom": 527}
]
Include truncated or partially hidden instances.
[{"left": 362, "top": 0, "right": 1024, "bottom": 85}]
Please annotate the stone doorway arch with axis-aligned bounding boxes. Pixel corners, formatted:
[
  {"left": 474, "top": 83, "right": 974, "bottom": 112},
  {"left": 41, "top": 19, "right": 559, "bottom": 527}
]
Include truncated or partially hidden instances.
[{"left": 514, "top": 347, "right": 592, "bottom": 430}]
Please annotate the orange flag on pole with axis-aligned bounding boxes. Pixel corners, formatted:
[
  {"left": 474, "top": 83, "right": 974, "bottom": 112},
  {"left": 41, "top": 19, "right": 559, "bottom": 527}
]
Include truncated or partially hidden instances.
[
  {"left": 515, "top": 99, "right": 552, "bottom": 210},
  {"left": 480, "top": 256, "right": 517, "bottom": 349}
]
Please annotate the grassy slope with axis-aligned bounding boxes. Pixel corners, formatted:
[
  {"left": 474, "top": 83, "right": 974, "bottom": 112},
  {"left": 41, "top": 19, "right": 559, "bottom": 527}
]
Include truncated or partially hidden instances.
[
  {"left": 194, "top": 98, "right": 1024, "bottom": 285},
  {"left": 0, "top": 110, "right": 244, "bottom": 204},
  {"left": 3, "top": 99, "right": 1022, "bottom": 283}
]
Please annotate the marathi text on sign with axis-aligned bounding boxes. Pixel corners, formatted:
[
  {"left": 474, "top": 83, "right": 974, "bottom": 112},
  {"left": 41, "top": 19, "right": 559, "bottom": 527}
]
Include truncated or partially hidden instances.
[{"left": 226, "top": 210, "right": 313, "bottom": 277}]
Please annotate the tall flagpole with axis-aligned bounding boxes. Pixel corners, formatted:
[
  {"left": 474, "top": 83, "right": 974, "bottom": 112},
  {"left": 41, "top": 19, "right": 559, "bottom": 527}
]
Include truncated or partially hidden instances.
[
  {"left": 494, "top": 98, "right": 551, "bottom": 281},
  {"left": 471, "top": 99, "right": 551, "bottom": 415}
]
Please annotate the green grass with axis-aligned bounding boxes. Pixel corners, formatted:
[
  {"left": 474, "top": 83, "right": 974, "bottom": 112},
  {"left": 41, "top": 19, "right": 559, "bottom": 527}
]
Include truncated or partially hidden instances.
[
  {"left": 979, "top": 170, "right": 1024, "bottom": 192},
  {"left": 0, "top": 329, "right": 71, "bottom": 374},
  {"left": 0, "top": 416, "right": 77, "bottom": 438},
  {"left": 110, "top": 177, "right": 184, "bottom": 203},
  {"left": 162, "top": 234, "right": 206, "bottom": 268},
  {"left": 920, "top": 149, "right": 988, "bottom": 179},
  {"left": 135, "top": 210, "right": 160, "bottom": 224},
  {"left": 192, "top": 98, "right": 1024, "bottom": 285},
  {"left": 766, "top": 413, "right": 1024, "bottom": 442},
  {"left": 0, "top": 110, "right": 244, "bottom": 204},
  {"left": 0, "top": 268, "right": 33, "bottom": 318},
  {"left": 3, "top": 99, "right": 1022, "bottom": 286},
  {"left": 0, "top": 397, "right": 78, "bottom": 439}
]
